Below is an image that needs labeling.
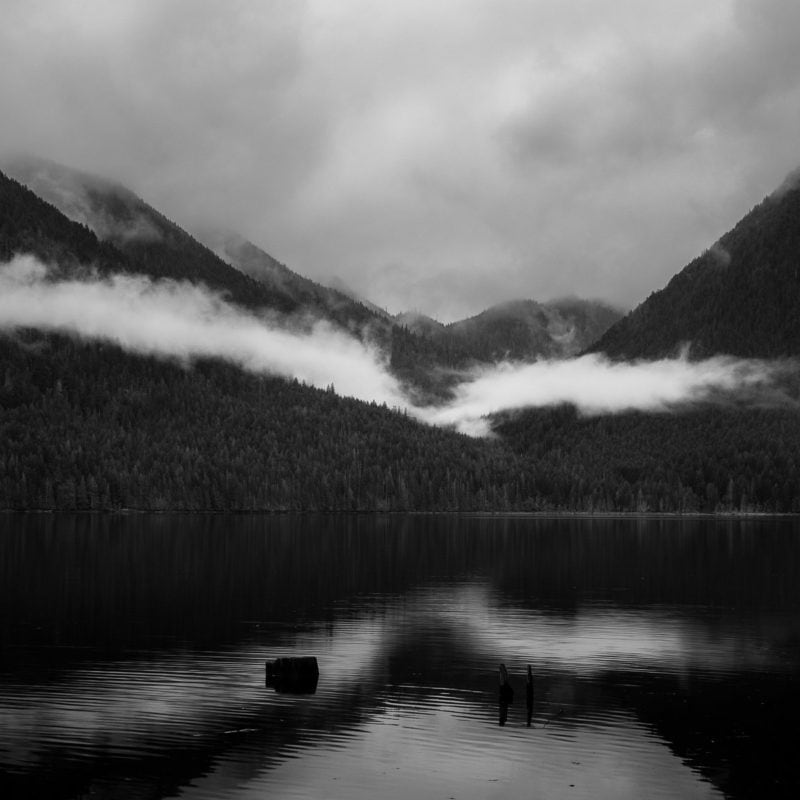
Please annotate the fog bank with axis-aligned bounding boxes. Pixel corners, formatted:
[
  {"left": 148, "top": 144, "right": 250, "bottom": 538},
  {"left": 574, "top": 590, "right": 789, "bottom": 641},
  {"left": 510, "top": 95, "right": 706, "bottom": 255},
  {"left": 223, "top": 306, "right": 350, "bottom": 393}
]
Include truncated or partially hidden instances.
[
  {"left": 418, "top": 356, "right": 783, "bottom": 436},
  {"left": 0, "top": 256, "right": 789, "bottom": 437},
  {"left": 0, "top": 256, "right": 405, "bottom": 407}
]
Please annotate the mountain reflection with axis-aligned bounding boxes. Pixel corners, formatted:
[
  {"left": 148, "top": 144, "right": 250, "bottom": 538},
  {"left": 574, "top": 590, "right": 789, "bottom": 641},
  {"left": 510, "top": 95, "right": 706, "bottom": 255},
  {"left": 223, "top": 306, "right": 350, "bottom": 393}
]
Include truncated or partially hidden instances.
[{"left": 1, "top": 514, "right": 799, "bottom": 799}]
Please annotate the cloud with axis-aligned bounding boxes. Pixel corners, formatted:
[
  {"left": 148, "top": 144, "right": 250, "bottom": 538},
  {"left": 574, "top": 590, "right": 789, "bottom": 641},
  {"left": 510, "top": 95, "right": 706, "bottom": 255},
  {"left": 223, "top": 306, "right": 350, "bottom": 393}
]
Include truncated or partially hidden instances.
[
  {"left": 2, "top": 1, "right": 800, "bottom": 321},
  {"left": 417, "top": 355, "right": 784, "bottom": 436},
  {"left": 0, "top": 256, "right": 406, "bottom": 407},
  {"left": 1, "top": 256, "right": 791, "bottom": 438}
]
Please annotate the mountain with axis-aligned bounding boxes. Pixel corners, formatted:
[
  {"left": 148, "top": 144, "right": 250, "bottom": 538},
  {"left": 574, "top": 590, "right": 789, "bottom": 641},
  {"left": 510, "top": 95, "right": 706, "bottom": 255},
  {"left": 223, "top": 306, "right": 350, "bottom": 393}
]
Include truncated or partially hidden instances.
[
  {"left": 0, "top": 157, "right": 457, "bottom": 403},
  {"left": 0, "top": 156, "right": 445, "bottom": 391},
  {"left": 0, "top": 155, "right": 320, "bottom": 318},
  {"left": 194, "top": 227, "right": 388, "bottom": 333},
  {"left": 196, "top": 227, "right": 623, "bottom": 364},
  {"left": 2, "top": 155, "right": 622, "bottom": 367},
  {"left": 327, "top": 276, "right": 394, "bottom": 320},
  {"left": 443, "top": 298, "right": 622, "bottom": 361},
  {"left": 194, "top": 226, "right": 289, "bottom": 284},
  {"left": 591, "top": 167, "right": 800, "bottom": 359},
  {"left": 3, "top": 162, "right": 800, "bottom": 512},
  {"left": 392, "top": 299, "right": 622, "bottom": 371},
  {"left": 0, "top": 158, "right": 505, "bottom": 388},
  {"left": 393, "top": 310, "right": 446, "bottom": 338},
  {"left": 0, "top": 167, "right": 539, "bottom": 511}
]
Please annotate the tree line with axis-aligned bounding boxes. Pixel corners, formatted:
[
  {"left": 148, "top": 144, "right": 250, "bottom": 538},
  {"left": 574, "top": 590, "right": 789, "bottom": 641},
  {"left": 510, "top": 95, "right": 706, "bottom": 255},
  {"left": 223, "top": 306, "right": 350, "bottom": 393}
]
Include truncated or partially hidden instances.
[{"left": 3, "top": 332, "right": 800, "bottom": 513}]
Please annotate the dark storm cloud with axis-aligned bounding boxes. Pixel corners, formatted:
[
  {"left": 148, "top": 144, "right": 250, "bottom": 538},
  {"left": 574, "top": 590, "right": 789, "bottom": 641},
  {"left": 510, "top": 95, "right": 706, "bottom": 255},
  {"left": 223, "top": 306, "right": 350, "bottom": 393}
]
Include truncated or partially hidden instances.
[{"left": 1, "top": 0, "right": 799, "bottom": 320}]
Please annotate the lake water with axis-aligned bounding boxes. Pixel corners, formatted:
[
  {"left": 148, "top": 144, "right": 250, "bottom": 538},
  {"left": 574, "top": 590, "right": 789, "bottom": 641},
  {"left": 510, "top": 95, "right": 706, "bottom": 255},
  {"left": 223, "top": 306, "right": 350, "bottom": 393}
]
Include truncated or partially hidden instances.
[{"left": 1, "top": 514, "right": 799, "bottom": 799}]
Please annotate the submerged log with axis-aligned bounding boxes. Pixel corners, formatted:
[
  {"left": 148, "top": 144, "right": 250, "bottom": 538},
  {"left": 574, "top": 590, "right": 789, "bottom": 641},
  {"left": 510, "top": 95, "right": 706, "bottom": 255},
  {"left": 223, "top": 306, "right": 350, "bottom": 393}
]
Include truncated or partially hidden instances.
[{"left": 265, "top": 656, "right": 319, "bottom": 694}]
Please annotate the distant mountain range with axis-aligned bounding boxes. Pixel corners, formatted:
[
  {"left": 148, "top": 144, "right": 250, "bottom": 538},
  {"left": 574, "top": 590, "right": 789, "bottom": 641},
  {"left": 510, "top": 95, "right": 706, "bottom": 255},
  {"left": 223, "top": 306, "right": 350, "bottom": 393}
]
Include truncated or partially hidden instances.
[
  {"left": 0, "top": 155, "right": 622, "bottom": 367},
  {"left": 5, "top": 153, "right": 800, "bottom": 370},
  {"left": 591, "top": 167, "right": 800, "bottom": 359},
  {"left": 440, "top": 297, "right": 622, "bottom": 360},
  {"left": 0, "top": 155, "right": 370, "bottom": 326}
]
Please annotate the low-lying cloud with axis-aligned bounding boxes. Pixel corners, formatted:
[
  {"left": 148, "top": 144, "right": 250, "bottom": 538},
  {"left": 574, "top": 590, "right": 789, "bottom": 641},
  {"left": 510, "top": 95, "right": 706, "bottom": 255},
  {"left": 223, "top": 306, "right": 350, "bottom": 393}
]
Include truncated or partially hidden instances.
[
  {"left": 0, "top": 255, "right": 406, "bottom": 407},
  {"left": 0, "top": 256, "right": 790, "bottom": 437},
  {"left": 421, "top": 356, "right": 784, "bottom": 437}
]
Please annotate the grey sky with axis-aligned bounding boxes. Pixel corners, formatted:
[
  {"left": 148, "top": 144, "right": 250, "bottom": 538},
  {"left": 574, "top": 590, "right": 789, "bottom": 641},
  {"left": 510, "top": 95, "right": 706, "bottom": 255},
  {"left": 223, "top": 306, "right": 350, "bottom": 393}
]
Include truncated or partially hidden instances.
[{"left": 2, "top": 0, "right": 799, "bottom": 321}]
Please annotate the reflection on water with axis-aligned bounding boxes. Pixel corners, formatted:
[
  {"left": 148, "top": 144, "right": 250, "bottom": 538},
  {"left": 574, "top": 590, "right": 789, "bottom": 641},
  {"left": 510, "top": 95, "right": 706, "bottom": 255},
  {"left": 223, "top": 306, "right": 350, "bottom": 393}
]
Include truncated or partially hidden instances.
[{"left": 1, "top": 514, "right": 799, "bottom": 798}]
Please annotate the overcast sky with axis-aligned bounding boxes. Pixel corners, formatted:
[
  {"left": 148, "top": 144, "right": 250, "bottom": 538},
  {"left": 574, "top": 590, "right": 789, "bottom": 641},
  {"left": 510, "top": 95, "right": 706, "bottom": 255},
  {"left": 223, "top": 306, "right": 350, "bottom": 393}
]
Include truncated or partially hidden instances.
[{"left": 2, "top": 0, "right": 800, "bottom": 321}]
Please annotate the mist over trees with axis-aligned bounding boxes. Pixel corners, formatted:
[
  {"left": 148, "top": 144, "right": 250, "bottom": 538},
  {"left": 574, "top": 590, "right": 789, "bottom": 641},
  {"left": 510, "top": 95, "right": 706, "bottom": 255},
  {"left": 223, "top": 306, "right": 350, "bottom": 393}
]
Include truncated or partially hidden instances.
[{"left": 3, "top": 328, "right": 800, "bottom": 513}]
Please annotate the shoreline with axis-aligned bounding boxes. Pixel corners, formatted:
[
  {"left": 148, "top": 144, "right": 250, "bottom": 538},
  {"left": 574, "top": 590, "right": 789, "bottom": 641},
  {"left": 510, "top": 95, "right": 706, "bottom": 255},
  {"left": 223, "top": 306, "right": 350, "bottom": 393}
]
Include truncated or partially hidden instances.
[{"left": 2, "top": 508, "right": 798, "bottom": 519}]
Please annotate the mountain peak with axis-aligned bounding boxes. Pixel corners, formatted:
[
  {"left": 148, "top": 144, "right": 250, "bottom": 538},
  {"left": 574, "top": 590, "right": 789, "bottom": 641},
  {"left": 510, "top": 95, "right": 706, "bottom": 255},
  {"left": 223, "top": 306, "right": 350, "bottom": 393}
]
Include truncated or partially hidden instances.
[
  {"left": 0, "top": 154, "right": 161, "bottom": 244},
  {"left": 769, "top": 164, "right": 800, "bottom": 201}
]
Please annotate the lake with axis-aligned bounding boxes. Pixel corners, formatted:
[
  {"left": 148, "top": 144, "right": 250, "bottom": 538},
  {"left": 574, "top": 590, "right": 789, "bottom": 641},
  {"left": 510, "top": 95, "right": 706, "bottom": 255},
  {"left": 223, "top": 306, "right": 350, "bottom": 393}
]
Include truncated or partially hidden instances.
[{"left": 1, "top": 514, "right": 799, "bottom": 799}]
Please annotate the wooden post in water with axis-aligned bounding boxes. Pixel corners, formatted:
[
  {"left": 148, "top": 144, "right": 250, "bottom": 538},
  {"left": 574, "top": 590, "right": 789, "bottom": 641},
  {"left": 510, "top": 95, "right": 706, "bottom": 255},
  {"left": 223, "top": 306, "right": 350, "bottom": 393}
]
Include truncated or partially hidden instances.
[
  {"left": 498, "top": 663, "right": 514, "bottom": 725},
  {"left": 526, "top": 664, "right": 534, "bottom": 727}
]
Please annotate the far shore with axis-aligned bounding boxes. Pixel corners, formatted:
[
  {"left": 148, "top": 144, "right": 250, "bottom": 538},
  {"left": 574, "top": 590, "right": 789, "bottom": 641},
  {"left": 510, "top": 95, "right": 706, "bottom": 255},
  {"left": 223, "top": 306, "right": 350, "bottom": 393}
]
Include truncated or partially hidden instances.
[{"left": 2, "top": 508, "right": 799, "bottom": 519}]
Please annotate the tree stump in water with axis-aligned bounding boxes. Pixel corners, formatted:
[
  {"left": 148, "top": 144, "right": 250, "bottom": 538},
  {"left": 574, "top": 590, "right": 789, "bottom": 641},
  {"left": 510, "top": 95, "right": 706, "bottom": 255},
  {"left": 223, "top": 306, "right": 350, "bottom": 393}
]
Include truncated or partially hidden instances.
[{"left": 265, "top": 656, "right": 319, "bottom": 694}]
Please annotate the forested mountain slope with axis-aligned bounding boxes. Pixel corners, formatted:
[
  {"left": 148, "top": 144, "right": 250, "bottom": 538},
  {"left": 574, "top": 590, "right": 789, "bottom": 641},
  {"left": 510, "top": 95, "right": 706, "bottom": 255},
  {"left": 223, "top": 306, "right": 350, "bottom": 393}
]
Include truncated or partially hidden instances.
[
  {"left": 4, "top": 325, "right": 799, "bottom": 512},
  {"left": 444, "top": 298, "right": 622, "bottom": 361},
  {"left": 1, "top": 169, "right": 129, "bottom": 275},
  {"left": 4, "top": 161, "right": 800, "bottom": 513},
  {"left": 494, "top": 403, "right": 800, "bottom": 513},
  {"left": 0, "top": 161, "right": 456, "bottom": 395},
  {"left": 2, "top": 155, "right": 396, "bottom": 333},
  {"left": 0, "top": 167, "right": 532, "bottom": 510},
  {"left": 591, "top": 168, "right": 800, "bottom": 359},
  {"left": 195, "top": 226, "right": 385, "bottom": 333},
  {"left": 1, "top": 156, "right": 291, "bottom": 313},
  {"left": 0, "top": 336, "right": 534, "bottom": 511}
]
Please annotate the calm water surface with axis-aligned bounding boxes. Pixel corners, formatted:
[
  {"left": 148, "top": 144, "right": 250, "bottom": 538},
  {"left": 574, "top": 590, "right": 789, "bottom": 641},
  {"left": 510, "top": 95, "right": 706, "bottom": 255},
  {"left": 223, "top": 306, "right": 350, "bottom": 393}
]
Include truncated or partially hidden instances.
[{"left": 1, "top": 514, "right": 799, "bottom": 799}]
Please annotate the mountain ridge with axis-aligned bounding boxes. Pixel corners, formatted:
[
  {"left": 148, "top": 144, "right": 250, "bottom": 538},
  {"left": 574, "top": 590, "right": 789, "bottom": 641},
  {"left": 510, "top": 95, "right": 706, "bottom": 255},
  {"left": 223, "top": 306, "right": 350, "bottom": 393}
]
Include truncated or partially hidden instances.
[
  {"left": 0, "top": 155, "right": 307, "bottom": 317},
  {"left": 2, "top": 155, "right": 622, "bottom": 366},
  {"left": 193, "top": 225, "right": 387, "bottom": 335},
  {"left": 444, "top": 297, "right": 623, "bottom": 361},
  {"left": 590, "top": 165, "right": 800, "bottom": 360}
]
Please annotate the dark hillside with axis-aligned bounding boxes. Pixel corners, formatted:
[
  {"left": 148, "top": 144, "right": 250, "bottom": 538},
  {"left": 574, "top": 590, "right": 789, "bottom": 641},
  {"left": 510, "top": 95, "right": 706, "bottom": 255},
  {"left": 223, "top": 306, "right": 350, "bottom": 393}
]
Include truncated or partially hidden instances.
[
  {"left": 494, "top": 403, "right": 800, "bottom": 513},
  {"left": 0, "top": 170, "right": 128, "bottom": 275},
  {"left": 0, "top": 167, "right": 534, "bottom": 511},
  {"left": 0, "top": 333, "right": 532, "bottom": 512},
  {"left": 591, "top": 168, "right": 800, "bottom": 359},
  {"left": 1, "top": 157, "right": 311, "bottom": 315},
  {"left": 0, "top": 162, "right": 467, "bottom": 397}
]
